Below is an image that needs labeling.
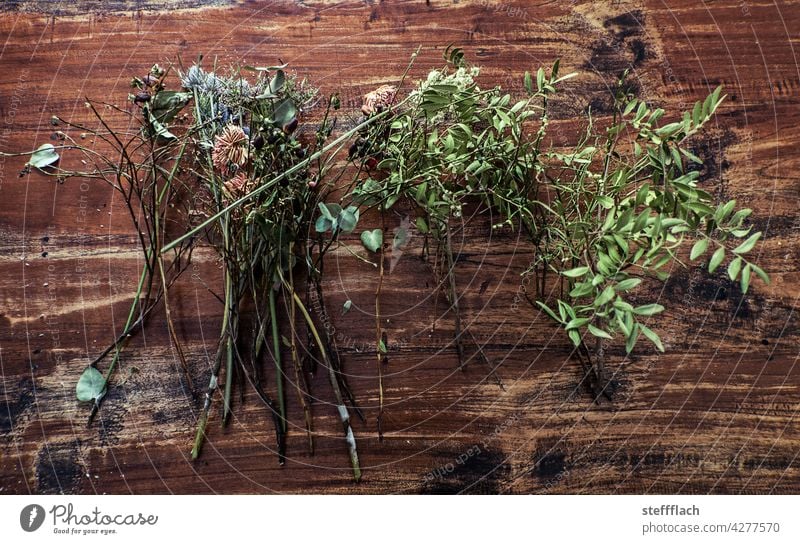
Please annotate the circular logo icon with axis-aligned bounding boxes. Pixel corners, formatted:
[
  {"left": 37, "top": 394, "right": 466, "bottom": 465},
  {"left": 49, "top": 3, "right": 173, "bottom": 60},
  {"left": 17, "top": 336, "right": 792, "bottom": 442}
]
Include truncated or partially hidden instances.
[{"left": 20, "top": 504, "right": 45, "bottom": 532}]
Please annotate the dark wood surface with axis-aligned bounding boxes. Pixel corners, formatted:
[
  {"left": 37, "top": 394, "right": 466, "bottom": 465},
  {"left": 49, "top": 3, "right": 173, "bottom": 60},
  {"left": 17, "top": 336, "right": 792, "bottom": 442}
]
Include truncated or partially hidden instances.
[{"left": 1, "top": 0, "right": 799, "bottom": 494}]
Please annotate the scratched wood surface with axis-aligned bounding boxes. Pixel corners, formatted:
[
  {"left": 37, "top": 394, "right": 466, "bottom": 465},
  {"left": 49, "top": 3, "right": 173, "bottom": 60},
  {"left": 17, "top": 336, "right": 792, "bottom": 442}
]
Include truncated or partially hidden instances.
[{"left": 1, "top": 0, "right": 799, "bottom": 494}]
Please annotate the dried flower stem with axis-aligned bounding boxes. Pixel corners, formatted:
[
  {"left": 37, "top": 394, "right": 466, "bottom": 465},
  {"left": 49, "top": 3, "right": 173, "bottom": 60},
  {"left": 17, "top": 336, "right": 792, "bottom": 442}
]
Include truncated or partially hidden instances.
[{"left": 375, "top": 209, "right": 386, "bottom": 440}]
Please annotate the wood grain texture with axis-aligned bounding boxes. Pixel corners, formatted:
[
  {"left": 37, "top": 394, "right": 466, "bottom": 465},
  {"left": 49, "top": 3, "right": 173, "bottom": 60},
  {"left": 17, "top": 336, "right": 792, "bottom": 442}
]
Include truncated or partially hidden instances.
[{"left": 1, "top": 0, "right": 799, "bottom": 494}]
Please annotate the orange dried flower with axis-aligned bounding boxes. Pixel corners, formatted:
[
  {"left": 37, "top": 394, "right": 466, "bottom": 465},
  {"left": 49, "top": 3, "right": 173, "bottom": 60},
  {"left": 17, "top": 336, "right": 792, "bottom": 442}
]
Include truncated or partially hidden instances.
[
  {"left": 361, "top": 85, "right": 397, "bottom": 116},
  {"left": 213, "top": 124, "right": 248, "bottom": 173}
]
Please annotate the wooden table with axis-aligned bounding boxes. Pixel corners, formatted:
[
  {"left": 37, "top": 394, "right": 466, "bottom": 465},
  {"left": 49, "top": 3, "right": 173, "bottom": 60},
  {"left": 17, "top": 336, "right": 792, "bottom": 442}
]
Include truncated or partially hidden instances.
[{"left": 1, "top": 0, "right": 798, "bottom": 494}]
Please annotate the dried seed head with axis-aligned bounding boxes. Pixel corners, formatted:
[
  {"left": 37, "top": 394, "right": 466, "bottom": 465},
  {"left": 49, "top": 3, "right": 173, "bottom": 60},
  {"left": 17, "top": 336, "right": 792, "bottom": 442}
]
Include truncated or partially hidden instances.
[
  {"left": 133, "top": 91, "right": 151, "bottom": 104},
  {"left": 283, "top": 117, "right": 298, "bottom": 134},
  {"left": 361, "top": 85, "right": 397, "bottom": 116},
  {"left": 180, "top": 65, "right": 207, "bottom": 92},
  {"left": 213, "top": 125, "right": 249, "bottom": 173}
]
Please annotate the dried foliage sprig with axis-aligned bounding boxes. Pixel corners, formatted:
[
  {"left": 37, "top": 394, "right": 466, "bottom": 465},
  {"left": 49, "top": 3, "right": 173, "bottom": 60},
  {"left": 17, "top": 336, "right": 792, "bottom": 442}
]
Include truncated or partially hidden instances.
[{"left": 11, "top": 64, "right": 198, "bottom": 421}]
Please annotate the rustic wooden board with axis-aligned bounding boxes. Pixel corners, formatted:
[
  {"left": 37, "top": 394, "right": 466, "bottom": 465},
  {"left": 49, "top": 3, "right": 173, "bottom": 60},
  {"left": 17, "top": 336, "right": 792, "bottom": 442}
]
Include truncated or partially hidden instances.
[{"left": 1, "top": 0, "right": 799, "bottom": 494}]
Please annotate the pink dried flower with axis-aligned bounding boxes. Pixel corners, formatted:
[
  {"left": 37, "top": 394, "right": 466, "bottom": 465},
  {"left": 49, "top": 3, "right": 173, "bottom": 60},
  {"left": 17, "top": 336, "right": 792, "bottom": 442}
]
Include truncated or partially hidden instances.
[
  {"left": 213, "top": 124, "right": 248, "bottom": 173},
  {"left": 223, "top": 172, "right": 251, "bottom": 197},
  {"left": 361, "top": 85, "right": 397, "bottom": 116}
]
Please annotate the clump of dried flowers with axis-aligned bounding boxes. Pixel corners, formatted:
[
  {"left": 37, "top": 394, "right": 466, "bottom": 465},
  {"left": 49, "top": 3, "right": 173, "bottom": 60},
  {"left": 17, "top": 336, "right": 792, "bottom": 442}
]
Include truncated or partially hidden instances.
[{"left": 178, "top": 61, "right": 366, "bottom": 477}]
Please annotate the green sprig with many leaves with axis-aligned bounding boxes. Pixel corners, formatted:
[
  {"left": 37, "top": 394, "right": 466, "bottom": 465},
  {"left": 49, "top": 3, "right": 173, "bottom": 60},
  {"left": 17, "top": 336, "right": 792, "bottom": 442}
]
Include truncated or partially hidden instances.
[
  {"left": 523, "top": 69, "right": 769, "bottom": 396},
  {"left": 344, "top": 50, "right": 769, "bottom": 399}
]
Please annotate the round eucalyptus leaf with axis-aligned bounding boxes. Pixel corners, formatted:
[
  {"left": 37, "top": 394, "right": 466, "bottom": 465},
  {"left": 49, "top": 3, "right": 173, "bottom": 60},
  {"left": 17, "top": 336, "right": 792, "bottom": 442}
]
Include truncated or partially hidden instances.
[
  {"left": 315, "top": 215, "right": 333, "bottom": 233},
  {"left": 76, "top": 366, "right": 107, "bottom": 403},
  {"left": 360, "top": 229, "right": 383, "bottom": 252},
  {"left": 338, "top": 206, "right": 360, "bottom": 233},
  {"left": 27, "top": 144, "right": 60, "bottom": 169},
  {"left": 273, "top": 98, "right": 297, "bottom": 128},
  {"left": 269, "top": 70, "right": 286, "bottom": 95}
]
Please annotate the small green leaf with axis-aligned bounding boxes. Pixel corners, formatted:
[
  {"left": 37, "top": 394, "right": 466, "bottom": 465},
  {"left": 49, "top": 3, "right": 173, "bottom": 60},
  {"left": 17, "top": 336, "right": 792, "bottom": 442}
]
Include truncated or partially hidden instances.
[
  {"left": 751, "top": 264, "right": 770, "bottom": 285},
  {"left": 731, "top": 228, "right": 752, "bottom": 238},
  {"left": 625, "top": 323, "right": 640, "bottom": 354},
  {"left": 633, "top": 303, "right": 664, "bottom": 316},
  {"left": 639, "top": 324, "right": 664, "bottom": 352},
  {"left": 360, "top": 229, "right": 383, "bottom": 252},
  {"left": 378, "top": 339, "right": 387, "bottom": 354},
  {"left": 342, "top": 299, "right": 353, "bottom": 315},
  {"left": 76, "top": 366, "right": 106, "bottom": 402},
  {"left": 614, "top": 299, "right": 634, "bottom": 313},
  {"left": 318, "top": 203, "right": 342, "bottom": 231},
  {"left": 536, "top": 301, "right": 562, "bottom": 324},
  {"left": 588, "top": 324, "right": 612, "bottom": 339},
  {"left": 568, "top": 329, "right": 581, "bottom": 347},
  {"left": 597, "top": 195, "right": 614, "bottom": 209},
  {"left": 570, "top": 281, "right": 594, "bottom": 298},
  {"left": 708, "top": 246, "right": 725, "bottom": 273},
  {"left": 562, "top": 266, "right": 590, "bottom": 278},
  {"left": 565, "top": 317, "right": 591, "bottom": 331},
  {"left": 151, "top": 91, "right": 191, "bottom": 123},
  {"left": 415, "top": 217, "right": 429, "bottom": 234},
  {"left": 692, "top": 101, "right": 702, "bottom": 124},
  {"left": 727, "top": 256, "right": 742, "bottom": 281},
  {"left": 740, "top": 263, "right": 752, "bottom": 294},
  {"left": 523, "top": 71, "right": 533, "bottom": 95},
  {"left": 690, "top": 238, "right": 709, "bottom": 261},
  {"left": 635, "top": 100, "right": 648, "bottom": 121},
  {"left": 616, "top": 311, "right": 631, "bottom": 336},
  {"left": 717, "top": 199, "right": 737, "bottom": 222},
  {"left": 595, "top": 285, "right": 616, "bottom": 307},
  {"left": 670, "top": 146, "right": 683, "bottom": 171},
  {"left": 732, "top": 232, "right": 761, "bottom": 255},
  {"left": 27, "top": 143, "right": 60, "bottom": 169},
  {"left": 680, "top": 147, "right": 702, "bottom": 164},
  {"left": 557, "top": 301, "right": 569, "bottom": 322},
  {"left": 616, "top": 278, "right": 642, "bottom": 292},
  {"left": 147, "top": 111, "right": 176, "bottom": 141},
  {"left": 245, "top": 63, "right": 288, "bottom": 72},
  {"left": 686, "top": 201, "right": 714, "bottom": 216},
  {"left": 635, "top": 183, "right": 650, "bottom": 206},
  {"left": 730, "top": 208, "right": 753, "bottom": 226}
]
